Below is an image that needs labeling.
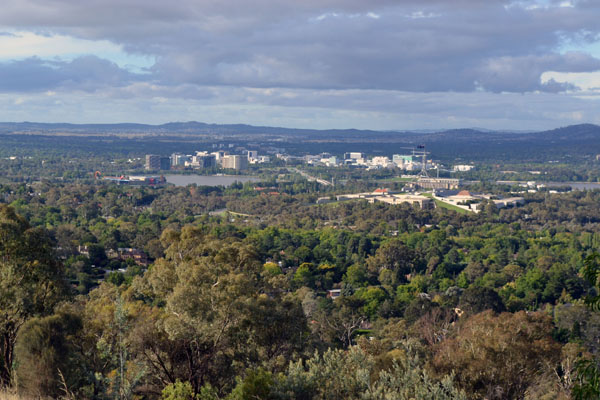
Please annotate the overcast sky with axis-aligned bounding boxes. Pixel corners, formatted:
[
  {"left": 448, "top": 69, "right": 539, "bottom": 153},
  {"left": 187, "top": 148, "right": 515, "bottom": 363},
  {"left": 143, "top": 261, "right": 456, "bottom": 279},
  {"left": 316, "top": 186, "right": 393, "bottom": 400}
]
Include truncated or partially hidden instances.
[{"left": 1, "top": 0, "right": 600, "bottom": 130}]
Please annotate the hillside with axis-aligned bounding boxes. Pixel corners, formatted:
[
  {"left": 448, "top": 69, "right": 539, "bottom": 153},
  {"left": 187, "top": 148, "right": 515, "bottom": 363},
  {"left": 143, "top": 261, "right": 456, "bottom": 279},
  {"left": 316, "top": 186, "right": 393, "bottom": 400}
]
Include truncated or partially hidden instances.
[{"left": 0, "top": 121, "right": 599, "bottom": 162}]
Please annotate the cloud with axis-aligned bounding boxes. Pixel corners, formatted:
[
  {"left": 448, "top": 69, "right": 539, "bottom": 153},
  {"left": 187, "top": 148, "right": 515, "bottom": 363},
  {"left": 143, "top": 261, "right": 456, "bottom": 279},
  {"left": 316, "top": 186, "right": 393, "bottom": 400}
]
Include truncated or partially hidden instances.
[
  {"left": 0, "top": 0, "right": 599, "bottom": 128},
  {"left": 3, "top": 85, "right": 600, "bottom": 131},
  {"left": 542, "top": 70, "right": 600, "bottom": 91},
  {"left": 473, "top": 52, "right": 600, "bottom": 92},
  {"left": 0, "top": 56, "right": 139, "bottom": 92},
  {"left": 0, "top": 1, "right": 598, "bottom": 95}
]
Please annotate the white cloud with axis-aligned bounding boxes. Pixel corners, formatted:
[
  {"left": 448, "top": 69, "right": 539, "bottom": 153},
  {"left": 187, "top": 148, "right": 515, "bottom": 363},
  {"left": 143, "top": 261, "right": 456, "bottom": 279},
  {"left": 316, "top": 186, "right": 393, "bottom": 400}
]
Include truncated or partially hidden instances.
[
  {"left": 0, "top": 0, "right": 598, "bottom": 128},
  {"left": 0, "top": 30, "right": 153, "bottom": 72},
  {"left": 541, "top": 71, "right": 600, "bottom": 91},
  {"left": 405, "top": 11, "right": 441, "bottom": 19}
]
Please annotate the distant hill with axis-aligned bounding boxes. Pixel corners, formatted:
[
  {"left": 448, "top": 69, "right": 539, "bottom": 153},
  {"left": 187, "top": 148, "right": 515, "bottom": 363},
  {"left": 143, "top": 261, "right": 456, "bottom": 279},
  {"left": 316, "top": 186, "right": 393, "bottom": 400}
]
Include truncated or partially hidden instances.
[
  {"left": 0, "top": 121, "right": 598, "bottom": 161},
  {"left": 0, "top": 120, "right": 598, "bottom": 140}
]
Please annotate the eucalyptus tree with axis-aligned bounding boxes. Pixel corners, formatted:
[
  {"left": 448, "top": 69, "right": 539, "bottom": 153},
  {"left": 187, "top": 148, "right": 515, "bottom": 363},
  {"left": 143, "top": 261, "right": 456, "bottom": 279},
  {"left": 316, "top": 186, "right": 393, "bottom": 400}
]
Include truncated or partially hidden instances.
[{"left": 0, "top": 205, "right": 66, "bottom": 386}]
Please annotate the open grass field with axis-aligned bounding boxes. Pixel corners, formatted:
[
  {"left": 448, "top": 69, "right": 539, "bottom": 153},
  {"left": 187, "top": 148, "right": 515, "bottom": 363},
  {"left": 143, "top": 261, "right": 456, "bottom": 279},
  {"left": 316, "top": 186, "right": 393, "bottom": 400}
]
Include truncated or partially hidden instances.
[{"left": 421, "top": 192, "right": 470, "bottom": 214}]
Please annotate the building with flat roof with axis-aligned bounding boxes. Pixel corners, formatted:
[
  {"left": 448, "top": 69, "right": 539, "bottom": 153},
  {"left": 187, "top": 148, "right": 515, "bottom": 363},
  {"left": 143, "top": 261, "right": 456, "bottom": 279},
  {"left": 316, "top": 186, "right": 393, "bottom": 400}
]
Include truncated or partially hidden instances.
[
  {"left": 159, "top": 157, "right": 171, "bottom": 170},
  {"left": 145, "top": 155, "right": 159, "bottom": 170},
  {"left": 373, "top": 194, "right": 434, "bottom": 209},
  {"left": 145, "top": 155, "right": 170, "bottom": 170},
  {"left": 414, "top": 177, "right": 461, "bottom": 190},
  {"left": 344, "top": 152, "right": 365, "bottom": 160},
  {"left": 171, "top": 153, "right": 190, "bottom": 167},
  {"left": 453, "top": 164, "right": 475, "bottom": 172},
  {"left": 221, "top": 155, "right": 248, "bottom": 170},
  {"left": 190, "top": 152, "right": 216, "bottom": 168}
]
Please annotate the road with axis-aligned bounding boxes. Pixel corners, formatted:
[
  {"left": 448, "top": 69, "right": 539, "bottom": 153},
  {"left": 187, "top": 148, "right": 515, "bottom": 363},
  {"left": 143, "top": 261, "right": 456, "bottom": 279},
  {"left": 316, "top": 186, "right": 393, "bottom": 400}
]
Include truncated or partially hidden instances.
[{"left": 292, "top": 168, "right": 333, "bottom": 186}]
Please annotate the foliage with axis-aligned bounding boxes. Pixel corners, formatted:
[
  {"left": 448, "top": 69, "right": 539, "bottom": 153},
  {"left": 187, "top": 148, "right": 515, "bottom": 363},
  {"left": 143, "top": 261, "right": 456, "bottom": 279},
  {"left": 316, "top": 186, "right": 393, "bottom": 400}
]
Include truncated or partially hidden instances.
[
  {"left": 431, "top": 310, "right": 562, "bottom": 399},
  {"left": 573, "top": 252, "right": 600, "bottom": 399},
  {"left": 270, "top": 346, "right": 466, "bottom": 400},
  {"left": 161, "top": 380, "right": 199, "bottom": 400},
  {"left": 14, "top": 312, "right": 88, "bottom": 398},
  {"left": 2, "top": 163, "right": 600, "bottom": 399},
  {"left": 0, "top": 205, "right": 66, "bottom": 387}
]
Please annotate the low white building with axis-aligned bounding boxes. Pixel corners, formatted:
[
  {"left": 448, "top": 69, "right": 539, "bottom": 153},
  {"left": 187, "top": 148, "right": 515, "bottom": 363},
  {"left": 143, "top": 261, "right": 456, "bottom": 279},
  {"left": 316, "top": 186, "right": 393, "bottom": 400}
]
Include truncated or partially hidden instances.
[
  {"left": 453, "top": 164, "right": 475, "bottom": 172},
  {"left": 370, "top": 156, "right": 395, "bottom": 168}
]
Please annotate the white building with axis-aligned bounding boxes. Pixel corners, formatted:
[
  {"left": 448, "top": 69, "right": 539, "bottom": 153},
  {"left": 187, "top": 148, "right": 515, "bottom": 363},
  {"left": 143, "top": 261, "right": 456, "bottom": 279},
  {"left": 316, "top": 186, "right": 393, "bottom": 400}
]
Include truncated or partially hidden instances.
[
  {"left": 247, "top": 150, "right": 259, "bottom": 161},
  {"left": 392, "top": 155, "right": 413, "bottom": 168},
  {"left": 171, "top": 153, "right": 191, "bottom": 167},
  {"left": 211, "top": 151, "right": 228, "bottom": 165},
  {"left": 453, "top": 164, "right": 475, "bottom": 172},
  {"left": 370, "top": 156, "right": 394, "bottom": 168},
  {"left": 188, "top": 152, "right": 216, "bottom": 168},
  {"left": 221, "top": 155, "right": 248, "bottom": 170}
]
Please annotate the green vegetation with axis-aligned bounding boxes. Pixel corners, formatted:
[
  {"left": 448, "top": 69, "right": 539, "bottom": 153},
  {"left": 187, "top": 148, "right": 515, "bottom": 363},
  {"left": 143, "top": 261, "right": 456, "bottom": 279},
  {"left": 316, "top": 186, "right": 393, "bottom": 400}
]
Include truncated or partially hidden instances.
[
  {"left": 1, "top": 134, "right": 600, "bottom": 399},
  {"left": 421, "top": 192, "right": 470, "bottom": 214}
]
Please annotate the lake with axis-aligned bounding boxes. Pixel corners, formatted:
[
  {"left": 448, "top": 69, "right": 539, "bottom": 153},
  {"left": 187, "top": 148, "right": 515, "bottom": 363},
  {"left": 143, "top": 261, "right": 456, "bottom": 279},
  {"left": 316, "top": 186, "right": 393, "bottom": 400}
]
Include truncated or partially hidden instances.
[
  {"left": 165, "top": 174, "right": 260, "bottom": 187},
  {"left": 545, "top": 182, "right": 600, "bottom": 190},
  {"left": 496, "top": 180, "right": 600, "bottom": 191}
]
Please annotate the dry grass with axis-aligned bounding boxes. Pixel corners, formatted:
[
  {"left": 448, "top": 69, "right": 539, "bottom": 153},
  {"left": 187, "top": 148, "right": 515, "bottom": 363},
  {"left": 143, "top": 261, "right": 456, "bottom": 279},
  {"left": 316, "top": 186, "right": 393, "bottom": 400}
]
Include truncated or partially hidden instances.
[{"left": 0, "top": 389, "right": 31, "bottom": 400}]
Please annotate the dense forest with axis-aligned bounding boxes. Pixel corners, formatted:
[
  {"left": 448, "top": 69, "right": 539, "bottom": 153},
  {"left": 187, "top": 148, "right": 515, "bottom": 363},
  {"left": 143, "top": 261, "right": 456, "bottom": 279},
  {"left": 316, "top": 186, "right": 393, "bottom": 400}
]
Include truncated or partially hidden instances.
[
  {"left": 0, "top": 126, "right": 600, "bottom": 399},
  {"left": 1, "top": 169, "right": 600, "bottom": 399}
]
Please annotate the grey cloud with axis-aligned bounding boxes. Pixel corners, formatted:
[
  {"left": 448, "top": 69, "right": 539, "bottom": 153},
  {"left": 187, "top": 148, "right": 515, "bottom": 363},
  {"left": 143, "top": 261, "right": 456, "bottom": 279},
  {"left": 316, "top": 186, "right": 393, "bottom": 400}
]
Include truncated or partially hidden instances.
[
  {"left": 7, "top": 85, "right": 599, "bottom": 131},
  {"left": 0, "top": 56, "right": 140, "bottom": 92},
  {"left": 473, "top": 53, "right": 600, "bottom": 92},
  {"left": 0, "top": 0, "right": 600, "bottom": 94}
]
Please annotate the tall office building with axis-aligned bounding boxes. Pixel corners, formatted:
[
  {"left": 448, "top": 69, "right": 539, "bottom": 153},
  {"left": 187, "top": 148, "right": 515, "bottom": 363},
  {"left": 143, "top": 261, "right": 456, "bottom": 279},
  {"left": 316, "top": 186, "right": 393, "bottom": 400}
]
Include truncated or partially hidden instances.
[
  {"left": 145, "top": 155, "right": 160, "bottom": 170},
  {"left": 221, "top": 155, "right": 248, "bottom": 170},
  {"left": 159, "top": 157, "right": 171, "bottom": 170},
  {"left": 146, "top": 155, "right": 170, "bottom": 170}
]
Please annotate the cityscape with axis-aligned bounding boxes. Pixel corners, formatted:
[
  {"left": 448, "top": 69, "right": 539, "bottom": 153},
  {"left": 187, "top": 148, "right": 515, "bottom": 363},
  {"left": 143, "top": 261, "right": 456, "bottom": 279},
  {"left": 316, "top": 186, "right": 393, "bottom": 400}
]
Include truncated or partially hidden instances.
[{"left": 2, "top": 1, "right": 600, "bottom": 399}]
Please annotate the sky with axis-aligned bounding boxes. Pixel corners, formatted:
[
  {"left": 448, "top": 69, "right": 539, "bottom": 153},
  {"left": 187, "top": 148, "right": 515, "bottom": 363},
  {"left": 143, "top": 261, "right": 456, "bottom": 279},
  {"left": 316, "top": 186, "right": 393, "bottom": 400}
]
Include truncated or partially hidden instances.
[{"left": 1, "top": 0, "right": 600, "bottom": 131}]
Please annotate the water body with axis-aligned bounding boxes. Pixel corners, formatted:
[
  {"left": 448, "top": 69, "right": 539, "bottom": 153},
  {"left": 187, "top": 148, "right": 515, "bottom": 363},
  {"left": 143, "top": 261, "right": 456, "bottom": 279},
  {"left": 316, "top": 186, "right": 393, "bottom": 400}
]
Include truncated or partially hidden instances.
[
  {"left": 545, "top": 182, "right": 600, "bottom": 190},
  {"left": 165, "top": 174, "right": 259, "bottom": 187},
  {"left": 496, "top": 181, "right": 600, "bottom": 190}
]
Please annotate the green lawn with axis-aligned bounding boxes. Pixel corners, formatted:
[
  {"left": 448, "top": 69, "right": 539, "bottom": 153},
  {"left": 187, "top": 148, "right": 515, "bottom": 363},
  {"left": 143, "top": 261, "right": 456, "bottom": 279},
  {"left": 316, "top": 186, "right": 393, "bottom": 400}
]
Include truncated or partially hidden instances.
[
  {"left": 421, "top": 193, "right": 470, "bottom": 214},
  {"left": 377, "top": 176, "right": 416, "bottom": 183}
]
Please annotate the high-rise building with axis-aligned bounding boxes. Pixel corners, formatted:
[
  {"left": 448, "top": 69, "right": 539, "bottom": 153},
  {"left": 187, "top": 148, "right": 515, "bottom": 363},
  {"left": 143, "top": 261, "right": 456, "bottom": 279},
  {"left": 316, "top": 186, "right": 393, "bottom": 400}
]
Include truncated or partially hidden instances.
[
  {"left": 146, "top": 155, "right": 170, "bottom": 170},
  {"left": 211, "top": 151, "right": 228, "bottom": 165},
  {"left": 145, "top": 155, "right": 160, "bottom": 170},
  {"left": 247, "top": 150, "right": 258, "bottom": 160},
  {"left": 221, "top": 155, "right": 248, "bottom": 170},
  {"left": 191, "top": 152, "right": 216, "bottom": 168},
  {"left": 171, "top": 153, "right": 191, "bottom": 167},
  {"left": 160, "top": 157, "right": 171, "bottom": 170},
  {"left": 393, "top": 154, "right": 413, "bottom": 163},
  {"left": 344, "top": 152, "right": 365, "bottom": 160}
]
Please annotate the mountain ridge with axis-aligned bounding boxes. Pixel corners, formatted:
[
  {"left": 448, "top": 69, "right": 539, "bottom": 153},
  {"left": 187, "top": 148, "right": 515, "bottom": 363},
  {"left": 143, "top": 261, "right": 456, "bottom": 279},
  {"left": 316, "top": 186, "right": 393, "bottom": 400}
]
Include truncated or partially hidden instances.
[{"left": 0, "top": 121, "right": 598, "bottom": 138}]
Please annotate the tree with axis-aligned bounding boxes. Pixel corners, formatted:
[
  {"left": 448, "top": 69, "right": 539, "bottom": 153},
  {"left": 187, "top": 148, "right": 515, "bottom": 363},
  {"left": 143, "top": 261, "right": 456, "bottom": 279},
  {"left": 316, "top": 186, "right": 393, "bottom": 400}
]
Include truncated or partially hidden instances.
[
  {"left": 14, "top": 312, "right": 88, "bottom": 398},
  {"left": 293, "top": 262, "right": 315, "bottom": 289},
  {"left": 458, "top": 286, "right": 505, "bottom": 315},
  {"left": 228, "top": 368, "right": 273, "bottom": 400},
  {"left": 271, "top": 346, "right": 466, "bottom": 400},
  {"left": 573, "top": 252, "right": 600, "bottom": 399},
  {"left": 431, "top": 310, "right": 561, "bottom": 399},
  {"left": 77, "top": 283, "right": 147, "bottom": 398},
  {"left": 366, "top": 239, "right": 421, "bottom": 283},
  {"left": 161, "top": 380, "right": 199, "bottom": 400},
  {"left": 0, "top": 205, "right": 66, "bottom": 387},
  {"left": 135, "top": 226, "right": 309, "bottom": 394},
  {"left": 313, "top": 296, "right": 366, "bottom": 348}
]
